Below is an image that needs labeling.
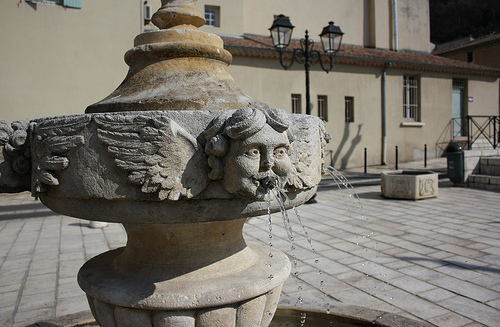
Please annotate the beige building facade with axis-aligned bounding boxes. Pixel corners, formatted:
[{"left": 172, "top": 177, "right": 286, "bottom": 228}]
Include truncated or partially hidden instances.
[{"left": 1, "top": 0, "right": 499, "bottom": 168}]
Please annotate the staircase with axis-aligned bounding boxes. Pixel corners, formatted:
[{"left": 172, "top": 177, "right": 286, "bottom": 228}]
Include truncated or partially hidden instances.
[{"left": 468, "top": 157, "right": 500, "bottom": 191}]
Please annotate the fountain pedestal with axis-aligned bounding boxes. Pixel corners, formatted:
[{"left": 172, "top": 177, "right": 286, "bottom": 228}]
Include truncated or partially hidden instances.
[{"left": 80, "top": 220, "right": 290, "bottom": 327}]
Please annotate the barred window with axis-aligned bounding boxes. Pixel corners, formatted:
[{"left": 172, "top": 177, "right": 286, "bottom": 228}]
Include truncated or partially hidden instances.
[
  {"left": 317, "top": 95, "right": 328, "bottom": 121},
  {"left": 403, "top": 76, "right": 420, "bottom": 121},
  {"left": 291, "top": 94, "right": 302, "bottom": 114},
  {"left": 345, "top": 96, "right": 354, "bottom": 123}
]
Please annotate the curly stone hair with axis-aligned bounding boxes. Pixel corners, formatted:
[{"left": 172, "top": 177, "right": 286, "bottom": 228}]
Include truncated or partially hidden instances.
[{"left": 203, "top": 107, "right": 292, "bottom": 180}]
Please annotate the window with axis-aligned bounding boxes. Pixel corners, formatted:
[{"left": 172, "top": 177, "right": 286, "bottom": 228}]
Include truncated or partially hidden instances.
[
  {"left": 403, "top": 76, "right": 420, "bottom": 121},
  {"left": 291, "top": 94, "right": 302, "bottom": 114},
  {"left": 345, "top": 96, "right": 354, "bottom": 123},
  {"left": 205, "top": 6, "right": 220, "bottom": 27},
  {"left": 317, "top": 95, "right": 328, "bottom": 121},
  {"left": 467, "top": 52, "right": 473, "bottom": 63},
  {"left": 26, "top": 0, "right": 82, "bottom": 8}
]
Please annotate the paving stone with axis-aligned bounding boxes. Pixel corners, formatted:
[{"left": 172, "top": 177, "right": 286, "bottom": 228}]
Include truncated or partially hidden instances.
[
  {"left": 418, "top": 288, "right": 456, "bottom": 302},
  {"left": 427, "top": 312, "right": 473, "bottom": 327},
  {"left": 388, "top": 275, "right": 436, "bottom": 294},
  {"left": 439, "top": 296, "right": 500, "bottom": 326},
  {"left": 431, "top": 276, "right": 499, "bottom": 302},
  {"left": 379, "top": 288, "right": 449, "bottom": 320}
]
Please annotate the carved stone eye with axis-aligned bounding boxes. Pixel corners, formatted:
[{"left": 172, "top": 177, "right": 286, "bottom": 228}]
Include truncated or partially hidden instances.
[
  {"left": 245, "top": 148, "right": 260, "bottom": 158},
  {"left": 273, "top": 147, "right": 287, "bottom": 159}
]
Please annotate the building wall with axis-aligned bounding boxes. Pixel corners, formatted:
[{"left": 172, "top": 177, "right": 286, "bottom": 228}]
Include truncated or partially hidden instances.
[
  {"left": 396, "top": 0, "right": 431, "bottom": 53},
  {"left": 473, "top": 46, "right": 500, "bottom": 70},
  {"left": 228, "top": 56, "right": 499, "bottom": 167},
  {"left": 195, "top": 0, "right": 431, "bottom": 53},
  {"left": 0, "top": 0, "right": 146, "bottom": 121}
]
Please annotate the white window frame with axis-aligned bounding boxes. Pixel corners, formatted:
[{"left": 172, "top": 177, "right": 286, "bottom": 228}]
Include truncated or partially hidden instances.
[
  {"left": 317, "top": 95, "right": 328, "bottom": 121},
  {"left": 403, "top": 75, "right": 420, "bottom": 122},
  {"left": 26, "top": 0, "right": 82, "bottom": 8},
  {"left": 204, "top": 6, "right": 220, "bottom": 27},
  {"left": 291, "top": 94, "right": 302, "bottom": 114},
  {"left": 345, "top": 96, "right": 354, "bottom": 123}
]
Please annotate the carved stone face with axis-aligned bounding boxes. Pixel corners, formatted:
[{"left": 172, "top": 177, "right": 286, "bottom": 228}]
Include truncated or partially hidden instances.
[{"left": 222, "top": 124, "right": 292, "bottom": 199}]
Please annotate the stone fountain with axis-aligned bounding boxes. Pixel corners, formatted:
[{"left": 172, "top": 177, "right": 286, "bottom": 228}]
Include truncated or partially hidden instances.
[{"left": 0, "top": 1, "right": 329, "bottom": 326}]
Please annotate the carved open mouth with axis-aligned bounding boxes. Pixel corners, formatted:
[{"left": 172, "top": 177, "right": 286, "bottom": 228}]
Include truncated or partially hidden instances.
[
  {"left": 251, "top": 172, "right": 279, "bottom": 192},
  {"left": 259, "top": 176, "right": 277, "bottom": 190}
]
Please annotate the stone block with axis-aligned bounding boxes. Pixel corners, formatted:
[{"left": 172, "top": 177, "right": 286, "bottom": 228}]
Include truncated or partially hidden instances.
[
  {"left": 475, "top": 176, "right": 490, "bottom": 184},
  {"left": 464, "top": 157, "right": 480, "bottom": 172},
  {"left": 463, "top": 150, "right": 482, "bottom": 158},
  {"left": 481, "top": 165, "right": 495, "bottom": 175},
  {"left": 481, "top": 149, "right": 498, "bottom": 157},
  {"left": 489, "top": 176, "right": 500, "bottom": 185},
  {"left": 381, "top": 170, "right": 438, "bottom": 200}
]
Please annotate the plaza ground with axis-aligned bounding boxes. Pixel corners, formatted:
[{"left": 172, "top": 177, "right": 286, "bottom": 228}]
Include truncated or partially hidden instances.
[{"left": 1, "top": 158, "right": 499, "bottom": 327}]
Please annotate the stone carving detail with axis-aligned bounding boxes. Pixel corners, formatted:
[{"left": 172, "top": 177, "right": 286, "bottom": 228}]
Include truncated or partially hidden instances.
[
  {"left": 32, "top": 115, "right": 91, "bottom": 194},
  {"left": 204, "top": 108, "right": 296, "bottom": 200},
  {"left": 204, "top": 108, "right": 327, "bottom": 200},
  {"left": 419, "top": 177, "right": 435, "bottom": 196},
  {"left": 88, "top": 286, "right": 281, "bottom": 327},
  {"left": 0, "top": 120, "right": 31, "bottom": 192},
  {"left": 95, "top": 114, "right": 209, "bottom": 200},
  {"left": 391, "top": 178, "right": 411, "bottom": 196}
]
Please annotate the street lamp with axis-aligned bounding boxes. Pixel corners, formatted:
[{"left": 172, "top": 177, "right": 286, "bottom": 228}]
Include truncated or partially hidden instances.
[{"left": 269, "top": 14, "right": 343, "bottom": 115}]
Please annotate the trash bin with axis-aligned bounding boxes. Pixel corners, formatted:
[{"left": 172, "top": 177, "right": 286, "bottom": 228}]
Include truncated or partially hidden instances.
[{"left": 445, "top": 143, "right": 464, "bottom": 184}]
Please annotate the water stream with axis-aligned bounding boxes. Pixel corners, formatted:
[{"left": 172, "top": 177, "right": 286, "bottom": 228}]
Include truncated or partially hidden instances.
[{"left": 262, "top": 166, "right": 369, "bottom": 326}]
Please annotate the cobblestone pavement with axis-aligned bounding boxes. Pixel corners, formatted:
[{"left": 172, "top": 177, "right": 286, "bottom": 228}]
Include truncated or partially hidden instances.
[{"left": 1, "top": 159, "right": 499, "bottom": 326}]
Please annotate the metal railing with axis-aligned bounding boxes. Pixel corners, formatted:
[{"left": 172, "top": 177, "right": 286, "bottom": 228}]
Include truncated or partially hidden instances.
[{"left": 449, "top": 115, "right": 500, "bottom": 150}]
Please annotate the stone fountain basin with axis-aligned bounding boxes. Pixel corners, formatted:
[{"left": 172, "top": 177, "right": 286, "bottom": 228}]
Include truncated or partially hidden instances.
[
  {"left": 40, "top": 191, "right": 316, "bottom": 224},
  {"left": 381, "top": 170, "right": 438, "bottom": 200},
  {"left": 29, "top": 110, "right": 324, "bottom": 223}
]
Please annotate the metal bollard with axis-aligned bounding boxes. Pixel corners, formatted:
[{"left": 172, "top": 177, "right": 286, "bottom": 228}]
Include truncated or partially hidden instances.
[{"left": 395, "top": 146, "right": 399, "bottom": 170}]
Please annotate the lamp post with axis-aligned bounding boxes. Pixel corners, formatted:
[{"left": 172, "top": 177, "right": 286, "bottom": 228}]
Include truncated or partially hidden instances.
[{"left": 269, "top": 14, "right": 343, "bottom": 115}]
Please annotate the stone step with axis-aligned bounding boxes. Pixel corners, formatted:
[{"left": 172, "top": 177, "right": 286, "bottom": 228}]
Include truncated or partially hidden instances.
[
  {"left": 468, "top": 174, "right": 500, "bottom": 191},
  {"left": 470, "top": 138, "right": 497, "bottom": 150},
  {"left": 480, "top": 156, "right": 500, "bottom": 176}
]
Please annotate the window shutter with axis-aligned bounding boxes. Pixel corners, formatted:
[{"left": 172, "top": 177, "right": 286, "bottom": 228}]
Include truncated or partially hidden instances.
[{"left": 63, "top": 0, "right": 81, "bottom": 8}]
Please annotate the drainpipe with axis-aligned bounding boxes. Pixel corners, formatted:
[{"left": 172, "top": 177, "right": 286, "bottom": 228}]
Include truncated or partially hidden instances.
[
  {"left": 381, "top": 62, "right": 392, "bottom": 165},
  {"left": 393, "top": 0, "right": 399, "bottom": 51}
]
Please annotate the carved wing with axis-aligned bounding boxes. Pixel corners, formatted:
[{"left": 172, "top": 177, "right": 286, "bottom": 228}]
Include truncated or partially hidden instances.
[
  {"left": 287, "top": 116, "right": 326, "bottom": 189},
  {"left": 95, "top": 114, "right": 209, "bottom": 200},
  {"left": 32, "top": 115, "right": 91, "bottom": 194}
]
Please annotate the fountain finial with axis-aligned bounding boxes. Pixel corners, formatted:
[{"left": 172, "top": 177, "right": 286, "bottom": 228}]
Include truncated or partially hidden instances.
[{"left": 152, "top": 0, "right": 205, "bottom": 29}]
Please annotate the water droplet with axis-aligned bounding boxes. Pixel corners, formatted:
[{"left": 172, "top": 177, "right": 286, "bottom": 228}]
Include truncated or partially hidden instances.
[
  {"left": 318, "top": 270, "right": 322, "bottom": 275},
  {"left": 315, "top": 259, "right": 319, "bottom": 264},
  {"left": 293, "top": 271, "right": 300, "bottom": 277},
  {"left": 300, "top": 312, "right": 307, "bottom": 324},
  {"left": 320, "top": 281, "right": 324, "bottom": 287},
  {"left": 268, "top": 253, "right": 273, "bottom": 258}
]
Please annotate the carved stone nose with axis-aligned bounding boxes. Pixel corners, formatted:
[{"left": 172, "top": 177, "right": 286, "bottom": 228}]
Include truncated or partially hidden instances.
[{"left": 260, "top": 176, "right": 276, "bottom": 190}]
